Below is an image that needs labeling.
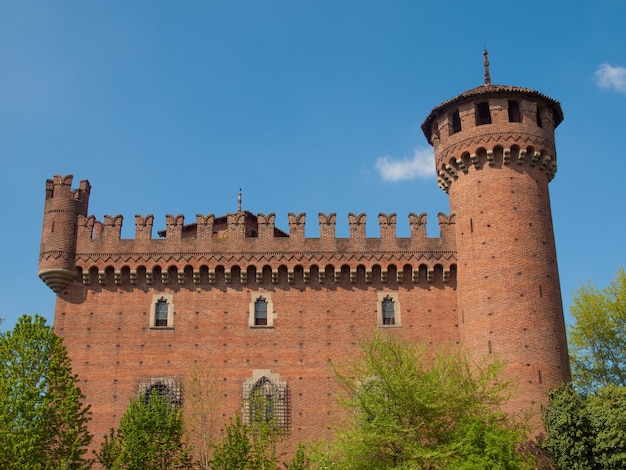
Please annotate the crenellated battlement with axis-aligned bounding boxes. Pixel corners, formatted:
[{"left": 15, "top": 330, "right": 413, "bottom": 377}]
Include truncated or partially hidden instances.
[
  {"left": 421, "top": 83, "right": 562, "bottom": 193},
  {"left": 75, "top": 209, "right": 454, "bottom": 245},
  {"left": 38, "top": 176, "right": 458, "bottom": 292},
  {"left": 39, "top": 174, "right": 91, "bottom": 292},
  {"left": 44, "top": 174, "right": 91, "bottom": 213}
]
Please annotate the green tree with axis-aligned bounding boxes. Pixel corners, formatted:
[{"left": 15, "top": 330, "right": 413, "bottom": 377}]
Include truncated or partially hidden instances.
[
  {"left": 541, "top": 384, "right": 594, "bottom": 469},
  {"left": 568, "top": 267, "right": 626, "bottom": 393},
  {"left": 0, "top": 314, "right": 93, "bottom": 469},
  {"left": 209, "top": 411, "right": 287, "bottom": 470},
  {"left": 542, "top": 383, "right": 626, "bottom": 469},
  {"left": 330, "top": 333, "right": 534, "bottom": 469},
  {"left": 96, "top": 390, "right": 193, "bottom": 470}
]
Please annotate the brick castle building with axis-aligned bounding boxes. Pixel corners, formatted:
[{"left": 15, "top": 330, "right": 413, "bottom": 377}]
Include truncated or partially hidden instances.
[{"left": 39, "top": 54, "right": 571, "bottom": 456}]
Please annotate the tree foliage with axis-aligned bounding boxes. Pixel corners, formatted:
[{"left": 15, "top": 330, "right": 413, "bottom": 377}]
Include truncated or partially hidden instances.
[
  {"left": 96, "top": 390, "right": 193, "bottom": 470},
  {"left": 330, "top": 333, "right": 534, "bottom": 469},
  {"left": 209, "top": 411, "right": 288, "bottom": 469},
  {"left": 568, "top": 267, "right": 626, "bottom": 393},
  {"left": 543, "top": 383, "right": 626, "bottom": 469},
  {"left": 0, "top": 314, "right": 93, "bottom": 469}
]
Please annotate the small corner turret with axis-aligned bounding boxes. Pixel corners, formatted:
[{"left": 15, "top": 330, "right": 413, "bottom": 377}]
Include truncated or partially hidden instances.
[{"left": 38, "top": 174, "right": 91, "bottom": 293}]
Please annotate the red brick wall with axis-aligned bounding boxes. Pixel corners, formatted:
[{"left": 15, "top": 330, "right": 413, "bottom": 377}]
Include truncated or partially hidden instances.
[{"left": 54, "top": 270, "right": 459, "bottom": 457}]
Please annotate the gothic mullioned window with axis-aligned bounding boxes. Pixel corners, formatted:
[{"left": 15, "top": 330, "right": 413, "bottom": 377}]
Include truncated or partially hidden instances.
[
  {"left": 243, "top": 370, "right": 290, "bottom": 434},
  {"left": 250, "top": 377, "right": 274, "bottom": 423}
]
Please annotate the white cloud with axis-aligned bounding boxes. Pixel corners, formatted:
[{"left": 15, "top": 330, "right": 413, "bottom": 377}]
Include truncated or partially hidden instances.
[
  {"left": 375, "top": 147, "right": 435, "bottom": 182},
  {"left": 594, "top": 63, "right": 626, "bottom": 95}
]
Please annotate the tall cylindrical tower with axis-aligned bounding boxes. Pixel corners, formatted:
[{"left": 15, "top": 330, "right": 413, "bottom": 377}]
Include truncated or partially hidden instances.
[
  {"left": 39, "top": 174, "right": 91, "bottom": 293},
  {"left": 422, "top": 55, "right": 570, "bottom": 425}
]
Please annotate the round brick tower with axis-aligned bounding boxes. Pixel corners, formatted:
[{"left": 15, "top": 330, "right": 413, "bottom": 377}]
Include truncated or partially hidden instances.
[
  {"left": 421, "top": 52, "right": 571, "bottom": 426},
  {"left": 38, "top": 174, "right": 90, "bottom": 293}
]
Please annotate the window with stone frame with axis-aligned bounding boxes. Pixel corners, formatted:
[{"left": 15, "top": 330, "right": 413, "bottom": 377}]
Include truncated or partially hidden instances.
[
  {"left": 243, "top": 370, "right": 290, "bottom": 434},
  {"left": 249, "top": 293, "right": 274, "bottom": 328},
  {"left": 377, "top": 292, "right": 401, "bottom": 327},
  {"left": 150, "top": 294, "right": 174, "bottom": 329}
]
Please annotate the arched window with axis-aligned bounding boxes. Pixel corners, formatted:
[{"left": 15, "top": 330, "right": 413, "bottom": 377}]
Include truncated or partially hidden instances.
[
  {"left": 139, "top": 377, "right": 182, "bottom": 408},
  {"left": 155, "top": 299, "right": 169, "bottom": 327},
  {"left": 250, "top": 377, "right": 275, "bottom": 424},
  {"left": 476, "top": 102, "right": 492, "bottom": 125},
  {"left": 382, "top": 297, "right": 395, "bottom": 325},
  {"left": 143, "top": 382, "right": 172, "bottom": 404},
  {"left": 254, "top": 298, "right": 268, "bottom": 326},
  {"left": 243, "top": 371, "right": 290, "bottom": 433}
]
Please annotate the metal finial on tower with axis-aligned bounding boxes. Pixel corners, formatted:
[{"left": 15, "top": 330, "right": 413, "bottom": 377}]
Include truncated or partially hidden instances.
[
  {"left": 483, "top": 48, "right": 491, "bottom": 85},
  {"left": 237, "top": 188, "right": 242, "bottom": 212}
]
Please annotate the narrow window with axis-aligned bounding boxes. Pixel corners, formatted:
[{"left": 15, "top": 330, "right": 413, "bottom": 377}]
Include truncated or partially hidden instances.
[
  {"left": 254, "top": 298, "right": 268, "bottom": 326},
  {"left": 382, "top": 297, "right": 395, "bottom": 325},
  {"left": 536, "top": 108, "right": 543, "bottom": 128},
  {"left": 250, "top": 377, "right": 275, "bottom": 424},
  {"left": 508, "top": 100, "right": 521, "bottom": 122},
  {"left": 155, "top": 300, "right": 168, "bottom": 327},
  {"left": 476, "top": 102, "right": 492, "bottom": 125},
  {"left": 450, "top": 109, "right": 461, "bottom": 134}
]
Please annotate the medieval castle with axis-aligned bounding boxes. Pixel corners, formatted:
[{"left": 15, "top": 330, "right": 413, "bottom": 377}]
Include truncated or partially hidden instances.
[{"left": 39, "top": 54, "right": 571, "bottom": 456}]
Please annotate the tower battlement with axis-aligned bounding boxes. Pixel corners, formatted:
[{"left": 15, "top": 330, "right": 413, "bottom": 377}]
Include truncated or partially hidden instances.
[
  {"left": 38, "top": 174, "right": 91, "bottom": 292},
  {"left": 422, "top": 84, "right": 562, "bottom": 193}
]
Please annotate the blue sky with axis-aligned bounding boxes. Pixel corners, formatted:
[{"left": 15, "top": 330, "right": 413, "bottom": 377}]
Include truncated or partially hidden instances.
[{"left": 1, "top": 1, "right": 625, "bottom": 331}]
